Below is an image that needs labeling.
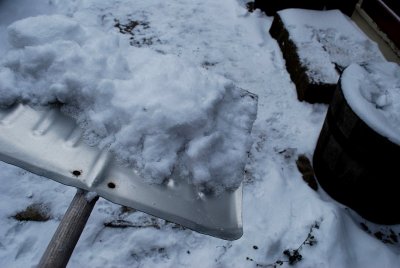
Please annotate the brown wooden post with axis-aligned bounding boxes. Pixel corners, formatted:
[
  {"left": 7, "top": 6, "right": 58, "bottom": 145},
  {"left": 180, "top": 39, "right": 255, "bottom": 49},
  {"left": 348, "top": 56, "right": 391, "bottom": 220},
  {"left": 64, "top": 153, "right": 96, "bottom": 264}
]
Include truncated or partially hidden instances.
[{"left": 38, "top": 189, "right": 99, "bottom": 268}]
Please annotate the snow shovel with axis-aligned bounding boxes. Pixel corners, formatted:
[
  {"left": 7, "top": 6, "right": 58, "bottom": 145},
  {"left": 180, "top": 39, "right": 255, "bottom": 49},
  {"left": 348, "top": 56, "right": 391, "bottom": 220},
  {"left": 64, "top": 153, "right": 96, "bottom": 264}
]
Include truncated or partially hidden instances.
[{"left": 0, "top": 102, "right": 246, "bottom": 267}]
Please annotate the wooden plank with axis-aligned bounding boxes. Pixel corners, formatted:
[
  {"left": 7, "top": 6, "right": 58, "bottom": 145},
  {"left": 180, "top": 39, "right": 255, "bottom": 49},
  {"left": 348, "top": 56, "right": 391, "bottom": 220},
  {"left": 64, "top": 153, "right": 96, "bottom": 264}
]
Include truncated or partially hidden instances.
[{"left": 362, "top": 0, "right": 400, "bottom": 48}]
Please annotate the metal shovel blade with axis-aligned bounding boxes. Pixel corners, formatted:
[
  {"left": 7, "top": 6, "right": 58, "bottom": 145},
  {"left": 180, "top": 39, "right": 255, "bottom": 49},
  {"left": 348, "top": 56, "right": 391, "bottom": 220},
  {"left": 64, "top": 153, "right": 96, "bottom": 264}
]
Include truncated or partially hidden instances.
[{"left": 0, "top": 103, "right": 242, "bottom": 240}]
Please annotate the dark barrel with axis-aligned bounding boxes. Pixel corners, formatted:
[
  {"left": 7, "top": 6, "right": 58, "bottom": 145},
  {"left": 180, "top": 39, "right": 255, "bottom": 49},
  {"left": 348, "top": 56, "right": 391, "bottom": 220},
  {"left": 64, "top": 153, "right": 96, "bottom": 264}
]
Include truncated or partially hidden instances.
[{"left": 313, "top": 79, "right": 400, "bottom": 224}]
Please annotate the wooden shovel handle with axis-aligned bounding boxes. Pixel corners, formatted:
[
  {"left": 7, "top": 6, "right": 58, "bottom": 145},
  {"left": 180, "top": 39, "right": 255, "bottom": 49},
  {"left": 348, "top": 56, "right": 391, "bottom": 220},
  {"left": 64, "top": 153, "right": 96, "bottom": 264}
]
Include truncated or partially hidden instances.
[{"left": 38, "top": 189, "right": 99, "bottom": 268}]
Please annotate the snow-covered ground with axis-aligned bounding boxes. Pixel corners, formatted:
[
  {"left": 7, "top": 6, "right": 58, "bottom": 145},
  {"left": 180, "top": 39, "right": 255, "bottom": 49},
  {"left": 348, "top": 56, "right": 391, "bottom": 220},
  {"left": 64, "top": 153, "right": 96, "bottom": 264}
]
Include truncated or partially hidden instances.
[{"left": 0, "top": 0, "right": 399, "bottom": 267}]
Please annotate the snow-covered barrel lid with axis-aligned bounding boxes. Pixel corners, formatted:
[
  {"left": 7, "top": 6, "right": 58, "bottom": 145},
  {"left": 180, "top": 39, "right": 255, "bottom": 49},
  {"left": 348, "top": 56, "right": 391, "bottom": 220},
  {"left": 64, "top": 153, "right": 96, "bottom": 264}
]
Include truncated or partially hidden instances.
[{"left": 341, "top": 62, "right": 400, "bottom": 145}]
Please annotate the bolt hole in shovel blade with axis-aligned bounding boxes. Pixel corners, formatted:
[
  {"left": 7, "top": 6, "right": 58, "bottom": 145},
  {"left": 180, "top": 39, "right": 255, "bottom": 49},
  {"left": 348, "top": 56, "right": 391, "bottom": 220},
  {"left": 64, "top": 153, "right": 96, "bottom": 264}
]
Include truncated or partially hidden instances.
[
  {"left": 0, "top": 104, "right": 243, "bottom": 240},
  {"left": 107, "top": 182, "right": 116, "bottom": 189}
]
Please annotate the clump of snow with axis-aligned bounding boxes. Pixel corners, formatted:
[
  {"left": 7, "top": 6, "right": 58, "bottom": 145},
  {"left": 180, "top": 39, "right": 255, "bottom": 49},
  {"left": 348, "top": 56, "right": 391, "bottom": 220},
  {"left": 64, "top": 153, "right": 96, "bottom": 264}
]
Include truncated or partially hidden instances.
[
  {"left": 341, "top": 62, "right": 400, "bottom": 145},
  {"left": 0, "top": 0, "right": 57, "bottom": 58},
  {"left": 0, "top": 14, "right": 258, "bottom": 192},
  {"left": 278, "top": 9, "right": 384, "bottom": 84},
  {"left": 7, "top": 15, "right": 87, "bottom": 48}
]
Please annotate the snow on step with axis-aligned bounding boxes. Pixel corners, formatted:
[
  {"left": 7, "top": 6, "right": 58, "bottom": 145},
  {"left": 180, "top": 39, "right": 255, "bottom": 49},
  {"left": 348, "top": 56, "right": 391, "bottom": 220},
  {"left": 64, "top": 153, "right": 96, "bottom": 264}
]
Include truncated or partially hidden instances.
[{"left": 279, "top": 8, "right": 384, "bottom": 84}]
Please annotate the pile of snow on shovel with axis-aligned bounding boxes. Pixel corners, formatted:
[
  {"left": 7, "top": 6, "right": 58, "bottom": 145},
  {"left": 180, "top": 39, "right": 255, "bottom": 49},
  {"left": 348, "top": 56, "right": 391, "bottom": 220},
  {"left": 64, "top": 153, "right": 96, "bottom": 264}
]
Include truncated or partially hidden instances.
[{"left": 0, "top": 15, "right": 258, "bottom": 193}]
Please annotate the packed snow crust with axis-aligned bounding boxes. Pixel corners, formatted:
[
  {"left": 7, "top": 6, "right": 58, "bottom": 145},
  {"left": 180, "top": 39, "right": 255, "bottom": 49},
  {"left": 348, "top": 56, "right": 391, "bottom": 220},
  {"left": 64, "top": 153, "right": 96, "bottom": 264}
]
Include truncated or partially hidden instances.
[
  {"left": 341, "top": 62, "right": 400, "bottom": 145},
  {"left": 1, "top": 1, "right": 400, "bottom": 268},
  {"left": 0, "top": 14, "right": 257, "bottom": 191},
  {"left": 278, "top": 9, "right": 384, "bottom": 84}
]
